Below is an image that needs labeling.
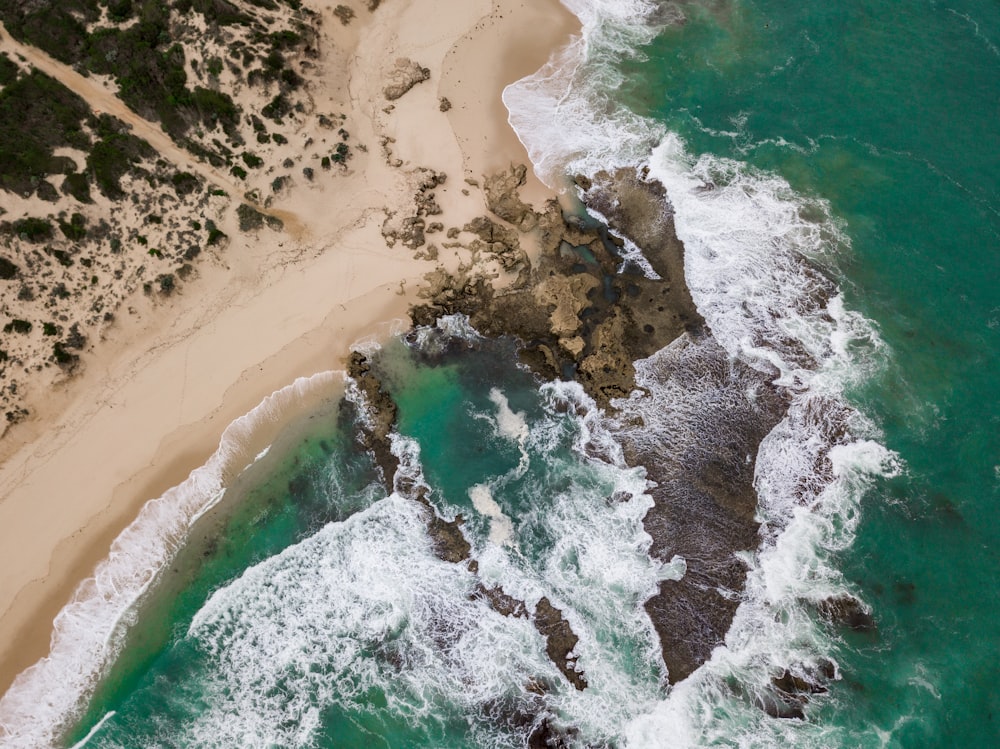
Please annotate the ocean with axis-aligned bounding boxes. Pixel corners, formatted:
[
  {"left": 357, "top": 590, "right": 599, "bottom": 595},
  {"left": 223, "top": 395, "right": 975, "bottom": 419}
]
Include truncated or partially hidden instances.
[{"left": 3, "top": 0, "right": 999, "bottom": 746}]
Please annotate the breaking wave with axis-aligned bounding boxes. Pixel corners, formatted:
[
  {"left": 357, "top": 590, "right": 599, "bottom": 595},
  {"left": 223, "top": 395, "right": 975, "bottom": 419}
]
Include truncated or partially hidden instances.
[
  {"left": 506, "top": 1, "right": 899, "bottom": 744},
  {"left": 0, "top": 372, "right": 345, "bottom": 749}
]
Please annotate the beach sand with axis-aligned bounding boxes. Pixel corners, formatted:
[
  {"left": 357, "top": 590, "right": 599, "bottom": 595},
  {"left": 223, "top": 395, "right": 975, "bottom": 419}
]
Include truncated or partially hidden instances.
[{"left": 0, "top": 0, "right": 577, "bottom": 697}]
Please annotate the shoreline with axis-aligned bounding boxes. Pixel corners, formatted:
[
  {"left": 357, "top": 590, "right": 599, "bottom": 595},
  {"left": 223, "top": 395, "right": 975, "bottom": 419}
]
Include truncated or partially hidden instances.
[{"left": 0, "top": 0, "right": 579, "bottom": 700}]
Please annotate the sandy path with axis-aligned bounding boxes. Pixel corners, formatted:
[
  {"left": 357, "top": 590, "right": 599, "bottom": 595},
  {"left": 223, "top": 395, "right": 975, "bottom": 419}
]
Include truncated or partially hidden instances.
[{"left": 0, "top": 22, "right": 306, "bottom": 237}]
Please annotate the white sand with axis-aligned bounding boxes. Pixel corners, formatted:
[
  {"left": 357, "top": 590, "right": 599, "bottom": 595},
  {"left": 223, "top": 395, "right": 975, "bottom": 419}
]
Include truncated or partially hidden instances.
[{"left": 0, "top": 0, "right": 578, "bottom": 698}]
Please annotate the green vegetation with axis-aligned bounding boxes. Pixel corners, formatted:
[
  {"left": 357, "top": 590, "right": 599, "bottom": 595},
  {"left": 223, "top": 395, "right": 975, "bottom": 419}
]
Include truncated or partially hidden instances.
[
  {"left": 334, "top": 5, "right": 355, "bottom": 25},
  {"left": 262, "top": 94, "right": 291, "bottom": 122},
  {"left": 190, "top": 87, "right": 239, "bottom": 137},
  {"left": 173, "top": 0, "right": 254, "bottom": 26},
  {"left": 241, "top": 152, "right": 263, "bottom": 168},
  {"left": 171, "top": 171, "right": 200, "bottom": 196},
  {"left": 3, "top": 319, "right": 32, "bottom": 334},
  {"left": 86, "top": 115, "right": 154, "bottom": 199},
  {"left": 230, "top": 164, "right": 247, "bottom": 179},
  {"left": 332, "top": 142, "right": 351, "bottom": 164},
  {"left": 156, "top": 272, "right": 175, "bottom": 294},
  {"left": 205, "top": 219, "right": 227, "bottom": 245},
  {"left": 61, "top": 172, "right": 92, "bottom": 203},
  {"left": 107, "top": 0, "right": 135, "bottom": 23},
  {"left": 59, "top": 212, "right": 87, "bottom": 241},
  {"left": 0, "top": 70, "right": 90, "bottom": 197},
  {"left": 236, "top": 203, "right": 264, "bottom": 231},
  {"left": 0, "top": 0, "right": 100, "bottom": 65},
  {"left": 0, "top": 257, "right": 19, "bottom": 280},
  {"left": 42, "top": 322, "right": 61, "bottom": 336},
  {"left": 1, "top": 0, "right": 310, "bottom": 160},
  {"left": 49, "top": 248, "right": 75, "bottom": 267},
  {"left": 0, "top": 55, "right": 20, "bottom": 87},
  {"left": 12, "top": 217, "right": 53, "bottom": 243},
  {"left": 36, "top": 179, "right": 59, "bottom": 202},
  {"left": 52, "top": 342, "right": 79, "bottom": 369}
]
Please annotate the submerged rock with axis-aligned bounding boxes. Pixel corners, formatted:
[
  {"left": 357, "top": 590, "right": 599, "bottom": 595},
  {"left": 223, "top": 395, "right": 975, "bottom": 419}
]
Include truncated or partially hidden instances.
[{"left": 815, "top": 594, "right": 877, "bottom": 633}]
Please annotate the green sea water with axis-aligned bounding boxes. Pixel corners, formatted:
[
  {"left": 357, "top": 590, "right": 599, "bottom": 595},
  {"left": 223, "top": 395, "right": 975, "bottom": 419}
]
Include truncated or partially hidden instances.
[{"left": 617, "top": 0, "right": 1000, "bottom": 744}]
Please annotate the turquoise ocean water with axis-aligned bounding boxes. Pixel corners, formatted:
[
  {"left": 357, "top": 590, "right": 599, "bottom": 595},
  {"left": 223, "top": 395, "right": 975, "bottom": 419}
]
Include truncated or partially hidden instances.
[{"left": 1, "top": 0, "right": 998, "bottom": 746}]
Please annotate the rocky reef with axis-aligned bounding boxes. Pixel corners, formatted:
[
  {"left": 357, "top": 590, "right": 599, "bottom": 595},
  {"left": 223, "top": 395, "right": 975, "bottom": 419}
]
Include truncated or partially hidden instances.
[{"left": 406, "top": 164, "right": 798, "bottom": 687}]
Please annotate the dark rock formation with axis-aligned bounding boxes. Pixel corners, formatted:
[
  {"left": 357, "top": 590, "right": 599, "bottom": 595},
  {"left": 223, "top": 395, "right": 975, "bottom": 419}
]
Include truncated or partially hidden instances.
[
  {"left": 383, "top": 58, "right": 430, "bottom": 100},
  {"left": 415, "top": 489, "right": 472, "bottom": 563},
  {"left": 533, "top": 597, "right": 587, "bottom": 691},
  {"left": 411, "top": 169, "right": 703, "bottom": 411},
  {"left": 472, "top": 583, "right": 529, "bottom": 619},
  {"left": 483, "top": 164, "right": 538, "bottom": 231},
  {"left": 614, "top": 334, "right": 789, "bottom": 683},
  {"left": 346, "top": 351, "right": 399, "bottom": 488},
  {"left": 407, "top": 165, "right": 797, "bottom": 688},
  {"left": 815, "top": 594, "right": 877, "bottom": 633}
]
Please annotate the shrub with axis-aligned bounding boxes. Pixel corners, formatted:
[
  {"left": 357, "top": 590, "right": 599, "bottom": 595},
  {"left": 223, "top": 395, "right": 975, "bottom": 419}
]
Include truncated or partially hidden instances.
[
  {"left": 241, "top": 152, "right": 264, "bottom": 168},
  {"left": 3, "top": 319, "right": 32, "bottom": 334},
  {"left": 43, "top": 322, "right": 61, "bottom": 336},
  {"left": 171, "top": 171, "right": 200, "bottom": 196},
  {"left": 0, "top": 71, "right": 90, "bottom": 195},
  {"left": 157, "top": 273, "right": 175, "bottom": 294},
  {"left": 49, "top": 249, "right": 74, "bottom": 267},
  {"left": 86, "top": 125, "right": 154, "bottom": 200},
  {"left": 12, "top": 217, "right": 53, "bottom": 242},
  {"left": 61, "top": 172, "right": 92, "bottom": 203},
  {"left": 36, "top": 179, "right": 59, "bottom": 202},
  {"left": 237, "top": 203, "right": 265, "bottom": 231},
  {"left": 0, "top": 54, "right": 19, "bottom": 87},
  {"left": 0, "top": 256, "right": 19, "bottom": 279},
  {"left": 53, "top": 342, "right": 79, "bottom": 369},
  {"left": 191, "top": 87, "right": 239, "bottom": 136},
  {"left": 59, "top": 212, "right": 87, "bottom": 240},
  {"left": 205, "top": 220, "right": 227, "bottom": 245},
  {"left": 262, "top": 94, "right": 291, "bottom": 122}
]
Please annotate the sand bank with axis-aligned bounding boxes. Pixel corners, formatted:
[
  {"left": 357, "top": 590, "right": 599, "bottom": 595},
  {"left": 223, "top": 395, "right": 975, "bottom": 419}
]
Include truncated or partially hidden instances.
[{"left": 0, "top": 0, "right": 578, "bottom": 702}]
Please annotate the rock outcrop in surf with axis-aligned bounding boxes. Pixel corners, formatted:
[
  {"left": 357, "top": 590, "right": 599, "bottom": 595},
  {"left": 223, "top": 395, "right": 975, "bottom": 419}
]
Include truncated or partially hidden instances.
[{"left": 407, "top": 164, "right": 794, "bottom": 684}]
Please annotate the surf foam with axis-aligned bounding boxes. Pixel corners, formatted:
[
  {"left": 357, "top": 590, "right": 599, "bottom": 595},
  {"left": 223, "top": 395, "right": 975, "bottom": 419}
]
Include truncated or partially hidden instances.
[
  {"left": 505, "top": 1, "right": 900, "bottom": 744},
  {"left": 0, "top": 371, "right": 345, "bottom": 749}
]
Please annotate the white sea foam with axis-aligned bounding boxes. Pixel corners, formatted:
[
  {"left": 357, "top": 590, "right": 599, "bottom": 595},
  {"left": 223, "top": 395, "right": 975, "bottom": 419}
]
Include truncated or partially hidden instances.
[
  {"left": 469, "top": 483, "right": 514, "bottom": 545},
  {"left": 505, "top": 1, "right": 899, "bottom": 744},
  {"left": 177, "top": 494, "right": 556, "bottom": 749},
  {"left": 0, "top": 371, "right": 345, "bottom": 749},
  {"left": 503, "top": 0, "right": 669, "bottom": 186}
]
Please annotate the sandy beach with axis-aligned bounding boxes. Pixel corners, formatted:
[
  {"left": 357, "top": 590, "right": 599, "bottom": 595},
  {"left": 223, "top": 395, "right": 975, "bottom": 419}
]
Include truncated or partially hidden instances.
[{"left": 0, "top": 0, "right": 577, "bottom": 700}]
